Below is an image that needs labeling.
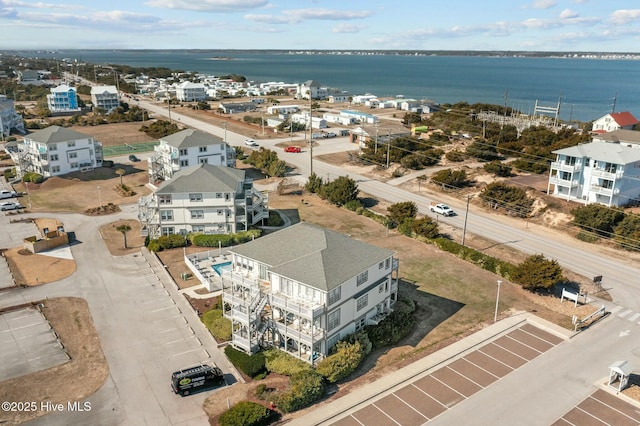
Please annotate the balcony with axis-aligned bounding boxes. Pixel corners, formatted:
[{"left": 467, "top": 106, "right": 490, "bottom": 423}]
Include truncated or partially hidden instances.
[
  {"left": 551, "top": 161, "right": 581, "bottom": 173},
  {"left": 549, "top": 176, "right": 579, "bottom": 188},
  {"left": 271, "top": 319, "right": 324, "bottom": 346},
  {"left": 591, "top": 169, "right": 623, "bottom": 180},
  {"left": 590, "top": 185, "right": 619, "bottom": 196},
  {"left": 270, "top": 293, "right": 324, "bottom": 319}
]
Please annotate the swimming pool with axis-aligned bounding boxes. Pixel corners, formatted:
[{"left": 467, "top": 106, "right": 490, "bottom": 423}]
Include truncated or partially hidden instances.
[{"left": 212, "top": 261, "right": 232, "bottom": 276}]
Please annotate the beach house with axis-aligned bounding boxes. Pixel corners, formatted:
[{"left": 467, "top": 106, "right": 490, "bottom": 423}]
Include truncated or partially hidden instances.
[
  {"left": 90, "top": 85, "right": 120, "bottom": 114},
  {"left": 221, "top": 222, "right": 399, "bottom": 364},
  {"left": 592, "top": 112, "right": 638, "bottom": 133},
  {"left": 138, "top": 163, "right": 268, "bottom": 238},
  {"left": 46, "top": 85, "right": 81, "bottom": 114}
]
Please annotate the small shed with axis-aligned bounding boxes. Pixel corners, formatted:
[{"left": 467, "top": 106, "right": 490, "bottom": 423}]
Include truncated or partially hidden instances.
[{"left": 608, "top": 360, "right": 632, "bottom": 392}]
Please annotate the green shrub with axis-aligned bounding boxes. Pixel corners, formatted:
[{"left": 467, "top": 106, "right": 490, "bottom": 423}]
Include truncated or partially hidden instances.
[
  {"left": 190, "top": 230, "right": 260, "bottom": 248},
  {"left": 275, "top": 370, "right": 325, "bottom": 413},
  {"left": 158, "top": 234, "right": 187, "bottom": 249},
  {"left": 255, "top": 383, "right": 268, "bottom": 399},
  {"left": 343, "top": 199, "right": 363, "bottom": 211},
  {"left": 445, "top": 150, "right": 467, "bottom": 162},
  {"left": 219, "top": 401, "right": 275, "bottom": 426},
  {"left": 267, "top": 211, "right": 284, "bottom": 227},
  {"left": 366, "top": 298, "right": 416, "bottom": 349},
  {"left": 397, "top": 218, "right": 414, "bottom": 236},
  {"left": 316, "top": 340, "right": 364, "bottom": 383},
  {"left": 576, "top": 231, "right": 600, "bottom": 243},
  {"left": 224, "top": 346, "right": 266, "bottom": 378},
  {"left": 264, "top": 349, "right": 311, "bottom": 376},
  {"left": 202, "top": 309, "right": 231, "bottom": 342},
  {"left": 22, "top": 172, "right": 44, "bottom": 183},
  {"left": 3, "top": 168, "right": 16, "bottom": 179},
  {"left": 147, "top": 239, "right": 162, "bottom": 252}
]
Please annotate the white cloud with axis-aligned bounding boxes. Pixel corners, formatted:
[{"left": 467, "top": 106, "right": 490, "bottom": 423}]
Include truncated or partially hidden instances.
[
  {"left": 559, "top": 9, "right": 578, "bottom": 19},
  {"left": 332, "top": 23, "right": 366, "bottom": 34},
  {"left": 530, "top": 0, "right": 557, "bottom": 10},
  {"left": 144, "top": 0, "right": 269, "bottom": 12},
  {"left": 245, "top": 8, "right": 372, "bottom": 25},
  {"left": 609, "top": 9, "right": 640, "bottom": 25}
]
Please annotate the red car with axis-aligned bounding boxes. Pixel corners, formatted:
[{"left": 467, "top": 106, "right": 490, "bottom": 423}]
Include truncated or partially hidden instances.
[{"left": 284, "top": 146, "right": 301, "bottom": 153}]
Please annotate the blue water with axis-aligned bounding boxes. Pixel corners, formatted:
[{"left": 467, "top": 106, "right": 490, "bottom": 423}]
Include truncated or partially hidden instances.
[
  {"left": 29, "top": 50, "right": 640, "bottom": 122},
  {"left": 212, "top": 261, "right": 232, "bottom": 276}
]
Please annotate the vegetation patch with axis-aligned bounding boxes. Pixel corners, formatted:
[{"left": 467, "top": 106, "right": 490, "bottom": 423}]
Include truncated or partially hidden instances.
[
  {"left": 201, "top": 309, "right": 231, "bottom": 342},
  {"left": 224, "top": 346, "right": 267, "bottom": 379},
  {"left": 219, "top": 401, "right": 277, "bottom": 426}
]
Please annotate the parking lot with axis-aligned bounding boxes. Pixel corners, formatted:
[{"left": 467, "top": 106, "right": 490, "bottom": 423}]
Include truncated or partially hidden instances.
[
  {"left": 0, "top": 307, "right": 69, "bottom": 381},
  {"left": 553, "top": 388, "right": 640, "bottom": 426},
  {"left": 332, "top": 323, "right": 563, "bottom": 425}
]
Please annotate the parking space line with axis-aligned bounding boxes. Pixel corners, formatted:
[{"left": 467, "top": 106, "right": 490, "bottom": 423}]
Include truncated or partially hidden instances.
[
  {"left": 460, "top": 356, "right": 500, "bottom": 379},
  {"left": 617, "top": 309, "right": 633, "bottom": 318},
  {"left": 370, "top": 403, "right": 402, "bottom": 425},
  {"left": 172, "top": 347, "right": 203, "bottom": 357},
  {"left": 150, "top": 305, "right": 175, "bottom": 313},
  {"left": 504, "top": 334, "right": 544, "bottom": 354},
  {"left": 627, "top": 313, "right": 640, "bottom": 322},
  {"left": 152, "top": 315, "right": 183, "bottom": 323}
]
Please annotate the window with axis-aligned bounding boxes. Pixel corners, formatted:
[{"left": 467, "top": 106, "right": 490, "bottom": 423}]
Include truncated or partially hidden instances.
[
  {"left": 379, "top": 261, "right": 384, "bottom": 270},
  {"left": 328, "top": 287, "right": 341, "bottom": 305},
  {"left": 49, "top": 144, "right": 57, "bottom": 151},
  {"left": 355, "top": 316, "right": 366, "bottom": 332},
  {"left": 161, "top": 226, "right": 174, "bottom": 236},
  {"left": 379, "top": 284, "right": 384, "bottom": 293},
  {"left": 180, "top": 160, "right": 189, "bottom": 167},
  {"left": 199, "top": 158, "right": 208, "bottom": 164},
  {"left": 356, "top": 271, "right": 368, "bottom": 286},
  {"left": 51, "top": 166, "right": 60, "bottom": 173},
  {"left": 50, "top": 154, "right": 59, "bottom": 161},
  {"left": 160, "top": 210, "right": 173, "bottom": 221},
  {"left": 69, "top": 152, "right": 77, "bottom": 159},
  {"left": 190, "top": 210, "right": 204, "bottom": 219},
  {"left": 385, "top": 258, "right": 390, "bottom": 269},
  {"left": 192, "top": 225, "right": 205, "bottom": 233},
  {"left": 158, "top": 194, "right": 172, "bottom": 204},
  {"left": 327, "top": 309, "right": 340, "bottom": 331},
  {"left": 179, "top": 149, "right": 187, "bottom": 156},
  {"left": 199, "top": 146, "right": 207, "bottom": 152},
  {"left": 70, "top": 162, "right": 78, "bottom": 168},
  {"left": 67, "top": 141, "right": 76, "bottom": 147},
  {"left": 327, "top": 333, "right": 340, "bottom": 351},
  {"left": 189, "top": 193, "right": 202, "bottom": 202},
  {"left": 356, "top": 294, "right": 368, "bottom": 311}
]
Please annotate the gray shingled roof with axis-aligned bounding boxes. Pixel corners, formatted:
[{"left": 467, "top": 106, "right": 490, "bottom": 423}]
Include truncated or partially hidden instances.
[
  {"left": 230, "top": 222, "right": 394, "bottom": 291},
  {"left": 156, "top": 163, "right": 245, "bottom": 194},
  {"left": 25, "top": 126, "right": 92, "bottom": 144},
  {"left": 160, "top": 129, "right": 224, "bottom": 149},
  {"left": 593, "top": 130, "right": 640, "bottom": 144},
  {"left": 553, "top": 141, "right": 640, "bottom": 165}
]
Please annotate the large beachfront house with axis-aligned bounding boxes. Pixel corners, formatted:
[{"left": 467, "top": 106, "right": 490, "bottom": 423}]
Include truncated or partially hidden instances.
[
  {"left": 176, "top": 81, "right": 207, "bottom": 102},
  {"left": 90, "top": 85, "right": 120, "bottom": 114},
  {"left": 0, "top": 95, "right": 25, "bottom": 138},
  {"left": 222, "top": 222, "right": 399, "bottom": 365},
  {"left": 148, "top": 128, "right": 235, "bottom": 183},
  {"left": 46, "top": 85, "right": 81, "bottom": 114},
  {"left": 138, "top": 163, "right": 268, "bottom": 238},
  {"left": 547, "top": 139, "right": 640, "bottom": 207},
  {"left": 592, "top": 112, "right": 638, "bottom": 133},
  {"left": 9, "top": 126, "right": 103, "bottom": 179}
]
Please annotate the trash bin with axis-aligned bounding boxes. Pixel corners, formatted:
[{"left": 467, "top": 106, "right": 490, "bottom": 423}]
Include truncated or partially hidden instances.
[{"left": 181, "top": 272, "right": 189, "bottom": 280}]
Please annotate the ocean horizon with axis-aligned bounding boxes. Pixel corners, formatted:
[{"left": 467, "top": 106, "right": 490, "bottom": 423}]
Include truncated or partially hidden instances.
[{"left": 24, "top": 49, "right": 640, "bottom": 123}]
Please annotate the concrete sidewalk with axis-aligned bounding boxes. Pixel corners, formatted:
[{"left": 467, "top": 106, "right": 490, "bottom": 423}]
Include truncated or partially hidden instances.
[{"left": 289, "top": 312, "right": 572, "bottom": 426}]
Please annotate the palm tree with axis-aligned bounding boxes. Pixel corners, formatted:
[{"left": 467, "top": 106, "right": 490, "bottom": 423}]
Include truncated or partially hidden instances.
[
  {"left": 116, "top": 224, "right": 132, "bottom": 249},
  {"left": 115, "top": 168, "right": 125, "bottom": 186}
]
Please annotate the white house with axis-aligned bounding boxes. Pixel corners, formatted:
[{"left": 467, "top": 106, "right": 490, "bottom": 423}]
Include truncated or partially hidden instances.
[
  {"left": 10, "top": 126, "right": 103, "bottom": 178},
  {"left": 221, "top": 222, "right": 399, "bottom": 364},
  {"left": 138, "top": 163, "right": 268, "bottom": 238},
  {"left": 352, "top": 95, "right": 378, "bottom": 105},
  {"left": 298, "top": 80, "right": 328, "bottom": 100},
  {"left": 340, "top": 110, "right": 379, "bottom": 124},
  {"left": 323, "top": 112, "right": 356, "bottom": 126},
  {"left": 47, "top": 85, "right": 81, "bottom": 114},
  {"left": 328, "top": 95, "right": 350, "bottom": 103},
  {"left": 0, "top": 95, "right": 25, "bottom": 138},
  {"left": 592, "top": 112, "right": 638, "bottom": 133},
  {"left": 90, "top": 85, "right": 120, "bottom": 114},
  {"left": 176, "top": 81, "right": 208, "bottom": 102},
  {"left": 547, "top": 141, "right": 640, "bottom": 207},
  {"left": 148, "top": 128, "right": 235, "bottom": 183},
  {"left": 267, "top": 105, "right": 300, "bottom": 115},
  {"left": 291, "top": 113, "right": 328, "bottom": 129}
]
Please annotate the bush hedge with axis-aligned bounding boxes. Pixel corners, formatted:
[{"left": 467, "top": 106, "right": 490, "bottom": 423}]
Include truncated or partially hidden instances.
[
  {"left": 432, "top": 237, "right": 515, "bottom": 278},
  {"left": 224, "top": 346, "right": 266, "bottom": 379},
  {"left": 316, "top": 340, "right": 365, "bottom": 383},
  {"left": 191, "top": 229, "right": 262, "bottom": 247},
  {"left": 275, "top": 370, "right": 325, "bottom": 413},
  {"left": 218, "top": 401, "right": 275, "bottom": 426},
  {"left": 201, "top": 309, "right": 231, "bottom": 342},
  {"left": 157, "top": 234, "right": 187, "bottom": 250},
  {"left": 366, "top": 297, "right": 416, "bottom": 349},
  {"left": 264, "top": 349, "right": 311, "bottom": 376},
  {"left": 21, "top": 172, "right": 44, "bottom": 183}
]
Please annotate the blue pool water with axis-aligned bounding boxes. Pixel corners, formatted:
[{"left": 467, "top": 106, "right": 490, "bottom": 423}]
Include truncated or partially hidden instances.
[{"left": 212, "top": 261, "right": 232, "bottom": 276}]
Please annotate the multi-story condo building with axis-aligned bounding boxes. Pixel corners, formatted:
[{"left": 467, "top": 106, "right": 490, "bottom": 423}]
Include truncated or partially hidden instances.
[
  {"left": 90, "top": 85, "right": 120, "bottom": 114},
  {"left": 148, "top": 129, "right": 235, "bottom": 183},
  {"left": 9, "top": 126, "right": 103, "bottom": 178},
  {"left": 0, "top": 95, "right": 25, "bottom": 138},
  {"left": 138, "top": 163, "right": 268, "bottom": 238},
  {"left": 176, "top": 81, "right": 207, "bottom": 102},
  {"left": 46, "top": 85, "right": 81, "bottom": 114},
  {"left": 222, "top": 222, "right": 399, "bottom": 365},
  {"left": 547, "top": 140, "right": 640, "bottom": 207}
]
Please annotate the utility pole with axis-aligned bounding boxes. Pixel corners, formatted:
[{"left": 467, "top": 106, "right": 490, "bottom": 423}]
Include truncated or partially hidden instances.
[
  {"left": 462, "top": 195, "right": 471, "bottom": 246},
  {"left": 385, "top": 129, "right": 391, "bottom": 169},
  {"left": 309, "top": 92, "right": 313, "bottom": 176},
  {"left": 612, "top": 92, "right": 618, "bottom": 114}
]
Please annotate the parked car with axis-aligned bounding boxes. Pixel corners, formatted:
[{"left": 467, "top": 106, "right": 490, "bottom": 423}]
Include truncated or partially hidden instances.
[
  {"left": 171, "top": 363, "right": 225, "bottom": 397},
  {"left": 284, "top": 146, "right": 301, "bottom": 153},
  {"left": 325, "top": 132, "right": 337, "bottom": 138},
  {"left": 128, "top": 154, "right": 140, "bottom": 162},
  {"left": 0, "top": 190, "right": 17, "bottom": 199},
  {"left": 0, "top": 201, "right": 23, "bottom": 211},
  {"left": 429, "top": 202, "right": 454, "bottom": 216},
  {"left": 244, "top": 139, "right": 258, "bottom": 147}
]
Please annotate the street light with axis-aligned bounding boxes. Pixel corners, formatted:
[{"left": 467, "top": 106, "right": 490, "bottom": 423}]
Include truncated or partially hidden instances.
[
  {"left": 97, "top": 185, "right": 102, "bottom": 209},
  {"left": 494, "top": 280, "right": 502, "bottom": 323}
]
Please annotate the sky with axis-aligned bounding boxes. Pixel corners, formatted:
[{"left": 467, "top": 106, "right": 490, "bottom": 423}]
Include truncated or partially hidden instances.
[{"left": 1, "top": 0, "right": 640, "bottom": 52}]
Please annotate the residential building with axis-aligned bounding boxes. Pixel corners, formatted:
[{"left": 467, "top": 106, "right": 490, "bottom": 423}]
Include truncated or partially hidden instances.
[
  {"left": 221, "top": 222, "right": 398, "bottom": 364},
  {"left": 328, "top": 95, "right": 350, "bottom": 103},
  {"left": 90, "top": 85, "right": 120, "bottom": 114},
  {"left": 9, "top": 126, "right": 103, "bottom": 178},
  {"left": 148, "top": 128, "right": 235, "bottom": 183},
  {"left": 0, "top": 95, "right": 25, "bottom": 138},
  {"left": 17, "top": 69, "right": 40, "bottom": 84},
  {"left": 591, "top": 129, "right": 640, "bottom": 146},
  {"left": 592, "top": 111, "right": 638, "bottom": 133},
  {"left": 219, "top": 102, "right": 257, "bottom": 114},
  {"left": 298, "top": 80, "right": 328, "bottom": 100},
  {"left": 176, "top": 81, "right": 207, "bottom": 102},
  {"left": 340, "top": 110, "right": 379, "bottom": 124},
  {"left": 547, "top": 141, "right": 640, "bottom": 207},
  {"left": 138, "top": 163, "right": 268, "bottom": 238},
  {"left": 47, "top": 85, "right": 81, "bottom": 114}
]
